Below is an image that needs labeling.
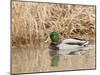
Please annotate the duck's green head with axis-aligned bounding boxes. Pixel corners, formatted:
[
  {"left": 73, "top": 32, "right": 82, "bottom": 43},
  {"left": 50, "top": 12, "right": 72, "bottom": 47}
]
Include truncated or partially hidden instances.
[{"left": 50, "top": 32, "right": 59, "bottom": 43}]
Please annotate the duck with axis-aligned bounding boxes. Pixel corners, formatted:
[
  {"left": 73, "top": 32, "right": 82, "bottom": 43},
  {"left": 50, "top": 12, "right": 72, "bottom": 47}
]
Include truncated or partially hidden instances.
[{"left": 49, "top": 32, "right": 89, "bottom": 51}]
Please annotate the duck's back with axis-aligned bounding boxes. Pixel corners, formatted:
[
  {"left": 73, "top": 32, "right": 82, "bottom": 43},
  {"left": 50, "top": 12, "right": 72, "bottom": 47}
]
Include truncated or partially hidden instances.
[{"left": 62, "top": 38, "right": 86, "bottom": 44}]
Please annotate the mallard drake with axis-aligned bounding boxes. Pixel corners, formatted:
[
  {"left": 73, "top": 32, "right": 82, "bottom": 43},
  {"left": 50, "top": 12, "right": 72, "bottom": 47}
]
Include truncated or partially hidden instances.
[{"left": 49, "top": 32, "right": 89, "bottom": 51}]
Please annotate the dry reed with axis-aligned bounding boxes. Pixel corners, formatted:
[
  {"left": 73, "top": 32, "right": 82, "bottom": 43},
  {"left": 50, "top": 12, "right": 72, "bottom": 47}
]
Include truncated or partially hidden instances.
[{"left": 12, "top": 1, "right": 96, "bottom": 48}]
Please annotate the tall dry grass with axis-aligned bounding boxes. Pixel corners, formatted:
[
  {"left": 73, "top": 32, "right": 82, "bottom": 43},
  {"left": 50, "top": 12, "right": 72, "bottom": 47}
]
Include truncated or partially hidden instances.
[{"left": 12, "top": 1, "right": 96, "bottom": 48}]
